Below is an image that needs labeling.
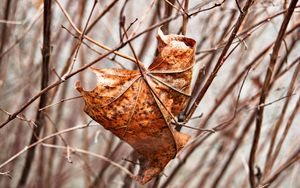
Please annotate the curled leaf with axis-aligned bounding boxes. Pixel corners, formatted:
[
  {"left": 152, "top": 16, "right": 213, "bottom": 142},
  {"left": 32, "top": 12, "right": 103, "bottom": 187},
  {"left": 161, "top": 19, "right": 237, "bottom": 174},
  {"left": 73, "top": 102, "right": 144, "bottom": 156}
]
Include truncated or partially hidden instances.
[{"left": 76, "top": 29, "right": 196, "bottom": 184}]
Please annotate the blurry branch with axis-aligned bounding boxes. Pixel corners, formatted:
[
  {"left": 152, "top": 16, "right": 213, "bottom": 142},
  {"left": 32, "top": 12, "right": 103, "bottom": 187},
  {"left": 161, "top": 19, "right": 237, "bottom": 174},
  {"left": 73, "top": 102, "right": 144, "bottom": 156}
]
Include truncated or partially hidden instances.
[
  {"left": 0, "top": 171, "right": 12, "bottom": 180},
  {"left": 41, "top": 144, "right": 135, "bottom": 178},
  {"left": 179, "top": 138, "right": 218, "bottom": 187},
  {"left": 262, "top": 137, "right": 300, "bottom": 187},
  {"left": 0, "top": 0, "right": 11, "bottom": 67},
  {"left": 197, "top": 44, "right": 270, "bottom": 129},
  {"left": 263, "top": 38, "right": 300, "bottom": 178},
  {"left": 0, "top": 124, "right": 90, "bottom": 170},
  {"left": 270, "top": 100, "right": 300, "bottom": 157},
  {"left": 17, "top": 0, "right": 51, "bottom": 186},
  {"left": 133, "top": 2, "right": 156, "bottom": 60},
  {"left": 85, "top": 0, "right": 119, "bottom": 33},
  {"left": 211, "top": 66, "right": 250, "bottom": 132},
  {"left": 0, "top": 8, "right": 43, "bottom": 59},
  {"left": 163, "top": 0, "right": 180, "bottom": 12},
  {"left": 90, "top": 142, "right": 124, "bottom": 187},
  {"left": 275, "top": 35, "right": 299, "bottom": 76},
  {"left": 277, "top": 55, "right": 300, "bottom": 78},
  {"left": 197, "top": 141, "right": 226, "bottom": 187},
  {"left": 211, "top": 113, "right": 255, "bottom": 188},
  {"left": 248, "top": 0, "right": 298, "bottom": 187},
  {"left": 160, "top": 0, "right": 176, "bottom": 34},
  {"left": 0, "top": 19, "right": 23, "bottom": 25},
  {"left": 43, "top": 112, "right": 70, "bottom": 148}
]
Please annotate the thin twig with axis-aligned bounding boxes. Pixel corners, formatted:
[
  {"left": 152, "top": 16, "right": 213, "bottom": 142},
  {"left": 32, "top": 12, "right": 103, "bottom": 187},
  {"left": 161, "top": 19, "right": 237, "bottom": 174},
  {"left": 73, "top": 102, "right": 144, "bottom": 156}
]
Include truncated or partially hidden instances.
[
  {"left": 39, "top": 96, "right": 82, "bottom": 111},
  {"left": 212, "top": 66, "right": 251, "bottom": 132},
  {"left": 256, "top": 94, "right": 296, "bottom": 109},
  {"left": 188, "top": 0, "right": 226, "bottom": 17},
  {"left": 0, "top": 8, "right": 43, "bottom": 59},
  {"left": 262, "top": 144, "right": 300, "bottom": 187}
]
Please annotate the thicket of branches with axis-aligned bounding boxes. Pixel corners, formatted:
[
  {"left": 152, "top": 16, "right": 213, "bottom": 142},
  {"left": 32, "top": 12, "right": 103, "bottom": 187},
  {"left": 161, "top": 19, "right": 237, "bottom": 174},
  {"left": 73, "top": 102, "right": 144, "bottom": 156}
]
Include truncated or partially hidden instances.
[{"left": 0, "top": 0, "right": 300, "bottom": 187}]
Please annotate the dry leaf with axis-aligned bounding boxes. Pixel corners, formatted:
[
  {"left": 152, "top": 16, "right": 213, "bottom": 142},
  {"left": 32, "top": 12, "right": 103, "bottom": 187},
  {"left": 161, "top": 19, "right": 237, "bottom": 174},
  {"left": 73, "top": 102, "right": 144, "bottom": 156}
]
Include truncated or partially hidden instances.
[{"left": 76, "top": 29, "right": 196, "bottom": 184}]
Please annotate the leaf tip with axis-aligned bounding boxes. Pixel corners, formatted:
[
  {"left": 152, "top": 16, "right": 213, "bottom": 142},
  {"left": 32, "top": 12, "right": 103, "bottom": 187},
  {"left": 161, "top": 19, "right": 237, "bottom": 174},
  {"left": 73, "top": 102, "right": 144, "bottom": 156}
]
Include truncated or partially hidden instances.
[
  {"left": 157, "top": 27, "right": 168, "bottom": 43},
  {"left": 174, "top": 131, "right": 190, "bottom": 151},
  {"left": 75, "top": 81, "right": 83, "bottom": 93},
  {"left": 88, "top": 67, "right": 101, "bottom": 75}
]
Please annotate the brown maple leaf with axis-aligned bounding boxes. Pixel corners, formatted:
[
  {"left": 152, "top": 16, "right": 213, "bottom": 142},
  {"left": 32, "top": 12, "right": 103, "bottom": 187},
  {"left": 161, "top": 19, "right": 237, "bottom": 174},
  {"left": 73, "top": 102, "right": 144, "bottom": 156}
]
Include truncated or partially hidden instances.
[{"left": 76, "top": 29, "right": 196, "bottom": 184}]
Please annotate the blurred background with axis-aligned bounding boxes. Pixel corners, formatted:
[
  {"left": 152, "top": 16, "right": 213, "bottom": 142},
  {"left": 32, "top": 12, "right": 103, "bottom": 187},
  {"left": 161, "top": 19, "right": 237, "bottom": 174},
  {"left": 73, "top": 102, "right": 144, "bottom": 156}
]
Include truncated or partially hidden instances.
[{"left": 0, "top": 0, "right": 300, "bottom": 187}]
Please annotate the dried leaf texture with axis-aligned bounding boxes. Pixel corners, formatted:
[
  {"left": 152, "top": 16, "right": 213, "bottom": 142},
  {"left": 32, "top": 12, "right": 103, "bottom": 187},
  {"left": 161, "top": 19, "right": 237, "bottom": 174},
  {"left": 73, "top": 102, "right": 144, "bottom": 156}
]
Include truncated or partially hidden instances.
[{"left": 76, "top": 30, "right": 196, "bottom": 184}]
